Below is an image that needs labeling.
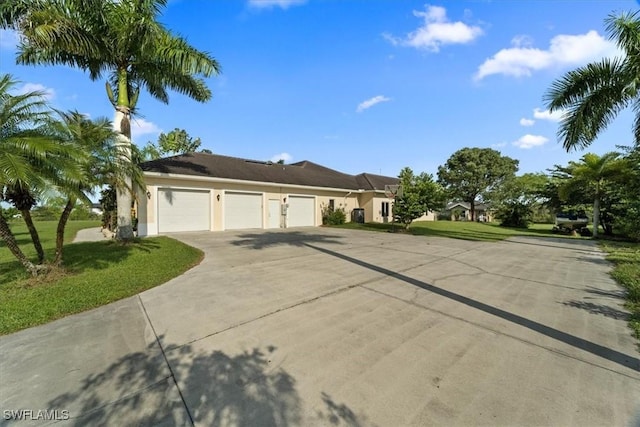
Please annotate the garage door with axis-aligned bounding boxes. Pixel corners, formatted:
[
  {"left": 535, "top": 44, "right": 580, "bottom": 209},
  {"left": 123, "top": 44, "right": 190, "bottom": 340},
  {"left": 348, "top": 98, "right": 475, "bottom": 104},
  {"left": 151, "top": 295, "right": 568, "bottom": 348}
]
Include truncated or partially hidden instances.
[
  {"left": 288, "top": 196, "right": 315, "bottom": 227},
  {"left": 224, "top": 192, "right": 263, "bottom": 230},
  {"left": 158, "top": 189, "right": 210, "bottom": 233}
]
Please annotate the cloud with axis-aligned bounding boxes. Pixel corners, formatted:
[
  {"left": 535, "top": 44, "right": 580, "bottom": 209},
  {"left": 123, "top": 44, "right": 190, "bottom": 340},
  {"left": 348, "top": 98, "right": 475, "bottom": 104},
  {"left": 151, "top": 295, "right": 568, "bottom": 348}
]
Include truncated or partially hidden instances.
[
  {"left": 131, "top": 118, "right": 161, "bottom": 139},
  {"left": 491, "top": 142, "right": 507, "bottom": 148},
  {"left": 384, "top": 5, "right": 483, "bottom": 52},
  {"left": 0, "top": 29, "right": 19, "bottom": 50},
  {"left": 356, "top": 95, "right": 391, "bottom": 113},
  {"left": 519, "top": 118, "right": 535, "bottom": 127},
  {"left": 248, "top": 0, "right": 306, "bottom": 9},
  {"left": 512, "top": 134, "right": 549, "bottom": 149},
  {"left": 475, "top": 30, "right": 620, "bottom": 80},
  {"left": 16, "top": 83, "right": 55, "bottom": 100},
  {"left": 270, "top": 152, "right": 293, "bottom": 163},
  {"left": 533, "top": 107, "right": 565, "bottom": 122}
]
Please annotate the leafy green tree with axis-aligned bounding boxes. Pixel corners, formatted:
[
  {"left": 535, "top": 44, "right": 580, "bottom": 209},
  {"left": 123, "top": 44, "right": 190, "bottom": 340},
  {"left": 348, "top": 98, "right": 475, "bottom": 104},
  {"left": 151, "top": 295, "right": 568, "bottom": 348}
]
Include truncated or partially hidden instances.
[
  {"left": 0, "top": 74, "right": 83, "bottom": 275},
  {"left": 494, "top": 173, "right": 550, "bottom": 228},
  {"left": 437, "top": 148, "right": 519, "bottom": 221},
  {"left": 141, "top": 128, "right": 206, "bottom": 160},
  {"left": 5, "top": 0, "right": 221, "bottom": 240},
  {"left": 393, "top": 167, "right": 446, "bottom": 229},
  {"left": 544, "top": 12, "right": 640, "bottom": 151},
  {"left": 553, "top": 152, "right": 627, "bottom": 238}
]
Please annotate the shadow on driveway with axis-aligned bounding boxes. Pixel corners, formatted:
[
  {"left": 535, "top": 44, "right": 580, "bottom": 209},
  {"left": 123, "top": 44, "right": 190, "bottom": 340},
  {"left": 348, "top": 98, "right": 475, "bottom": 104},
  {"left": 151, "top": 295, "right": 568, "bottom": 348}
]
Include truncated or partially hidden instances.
[
  {"left": 48, "top": 337, "right": 371, "bottom": 426},
  {"left": 231, "top": 231, "right": 345, "bottom": 250}
]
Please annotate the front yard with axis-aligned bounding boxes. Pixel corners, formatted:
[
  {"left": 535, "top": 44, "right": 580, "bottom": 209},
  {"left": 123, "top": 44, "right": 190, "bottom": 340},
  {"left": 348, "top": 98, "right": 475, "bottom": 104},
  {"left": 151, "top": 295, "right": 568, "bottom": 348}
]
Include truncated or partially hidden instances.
[{"left": 0, "top": 220, "right": 203, "bottom": 335}]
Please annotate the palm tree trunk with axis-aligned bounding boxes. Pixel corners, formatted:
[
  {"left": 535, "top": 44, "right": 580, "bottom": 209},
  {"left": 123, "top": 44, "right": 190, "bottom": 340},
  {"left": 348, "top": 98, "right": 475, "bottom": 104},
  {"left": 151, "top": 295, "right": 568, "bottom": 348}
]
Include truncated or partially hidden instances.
[
  {"left": 0, "top": 212, "right": 39, "bottom": 276},
  {"left": 593, "top": 196, "right": 600, "bottom": 238},
  {"left": 21, "top": 209, "right": 44, "bottom": 263},
  {"left": 54, "top": 198, "right": 75, "bottom": 266},
  {"left": 114, "top": 108, "right": 134, "bottom": 241}
]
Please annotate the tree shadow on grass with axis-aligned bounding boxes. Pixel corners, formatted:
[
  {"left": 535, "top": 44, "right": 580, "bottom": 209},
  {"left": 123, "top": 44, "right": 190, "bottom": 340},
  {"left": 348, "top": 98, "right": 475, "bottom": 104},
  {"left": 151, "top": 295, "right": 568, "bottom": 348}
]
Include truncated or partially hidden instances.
[
  {"left": 562, "top": 300, "right": 629, "bottom": 321},
  {"left": 62, "top": 239, "right": 162, "bottom": 273},
  {"left": 46, "top": 337, "right": 365, "bottom": 426},
  {"left": 231, "top": 231, "right": 345, "bottom": 250}
]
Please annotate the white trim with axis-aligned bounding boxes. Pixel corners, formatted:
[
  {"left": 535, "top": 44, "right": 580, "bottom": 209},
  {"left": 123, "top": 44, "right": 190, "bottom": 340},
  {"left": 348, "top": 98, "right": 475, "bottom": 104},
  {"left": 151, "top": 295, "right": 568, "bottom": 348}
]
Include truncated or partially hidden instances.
[{"left": 144, "top": 171, "right": 360, "bottom": 193}]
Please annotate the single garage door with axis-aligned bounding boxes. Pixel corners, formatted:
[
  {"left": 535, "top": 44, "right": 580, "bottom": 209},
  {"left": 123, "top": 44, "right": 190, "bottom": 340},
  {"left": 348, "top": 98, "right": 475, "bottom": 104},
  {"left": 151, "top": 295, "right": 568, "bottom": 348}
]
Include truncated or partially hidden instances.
[
  {"left": 288, "top": 196, "right": 315, "bottom": 227},
  {"left": 224, "top": 192, "right": 263, "bottom": 230},
  {"left": 158, "top": 188, "right": 210, "bottom": 233}
]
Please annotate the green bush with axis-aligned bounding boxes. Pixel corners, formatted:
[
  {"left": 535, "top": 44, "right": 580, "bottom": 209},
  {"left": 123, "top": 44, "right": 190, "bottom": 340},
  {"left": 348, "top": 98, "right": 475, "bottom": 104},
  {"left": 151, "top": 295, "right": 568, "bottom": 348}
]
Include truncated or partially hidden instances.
[
  {"left": 321, "top": 203, "right": 347, "bottom": 225},
  {"left": 496, "top": 202, "right": 532, "bottom": 228}
]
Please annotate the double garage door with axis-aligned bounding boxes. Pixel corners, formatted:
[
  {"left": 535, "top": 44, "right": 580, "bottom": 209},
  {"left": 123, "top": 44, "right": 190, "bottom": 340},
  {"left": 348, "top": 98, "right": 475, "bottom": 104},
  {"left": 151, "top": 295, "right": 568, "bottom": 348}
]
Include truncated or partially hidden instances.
[{"left": 156, "top": 189, "right": 315, "bottom": 232}]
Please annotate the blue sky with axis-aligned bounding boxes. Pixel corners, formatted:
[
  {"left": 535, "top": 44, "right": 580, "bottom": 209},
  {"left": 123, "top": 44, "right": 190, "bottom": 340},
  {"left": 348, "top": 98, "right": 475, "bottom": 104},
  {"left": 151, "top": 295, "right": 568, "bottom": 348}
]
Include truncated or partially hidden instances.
[{"left": 1, "top": 0, "right": 637, "bottom": 178}]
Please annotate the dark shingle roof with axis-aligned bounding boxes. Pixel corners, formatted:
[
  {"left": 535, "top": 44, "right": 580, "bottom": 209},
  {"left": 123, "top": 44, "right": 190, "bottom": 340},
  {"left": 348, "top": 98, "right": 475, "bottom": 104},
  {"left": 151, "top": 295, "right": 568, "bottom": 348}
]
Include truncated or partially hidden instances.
[{"left": 141, "top": 152, "right": 398, "bottom": 191}]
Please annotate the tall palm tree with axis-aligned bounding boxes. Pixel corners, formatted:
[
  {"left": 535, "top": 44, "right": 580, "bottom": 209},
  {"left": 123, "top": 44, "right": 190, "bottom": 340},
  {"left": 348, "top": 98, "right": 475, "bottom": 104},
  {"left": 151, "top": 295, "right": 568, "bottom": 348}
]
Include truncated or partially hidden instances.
[
  {"left": 4, "top": 0, "right": 221, "bottom": 239},
  {"left": 559, "top": 152, "right": 626, "bottom": 238},
  {"left": 544, "top": 11, "right": 640, "bottom": 151},
  {"left": 0, "top": 74, "right": 82, "bottom": 275}
]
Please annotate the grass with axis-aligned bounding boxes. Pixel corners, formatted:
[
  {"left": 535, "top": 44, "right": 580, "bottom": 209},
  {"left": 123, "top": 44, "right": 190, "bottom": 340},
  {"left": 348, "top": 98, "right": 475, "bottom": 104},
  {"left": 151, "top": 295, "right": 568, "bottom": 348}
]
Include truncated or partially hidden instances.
[
  {"left": 332, "top": 220, "right": 579, "bottom": 242},
  {"left": 599, "top": 241, "right": 640, "bottom": 346},
  {"left": 0, "top": 220, "right": 203, "bottom": 335}
]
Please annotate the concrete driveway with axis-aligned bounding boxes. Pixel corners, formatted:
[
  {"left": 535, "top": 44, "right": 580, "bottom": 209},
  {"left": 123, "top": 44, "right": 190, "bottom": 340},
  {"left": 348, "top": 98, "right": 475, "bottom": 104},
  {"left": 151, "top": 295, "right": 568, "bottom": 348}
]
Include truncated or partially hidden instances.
[{"left": 1, "top": 228, "right": 639, "bottom": 426}]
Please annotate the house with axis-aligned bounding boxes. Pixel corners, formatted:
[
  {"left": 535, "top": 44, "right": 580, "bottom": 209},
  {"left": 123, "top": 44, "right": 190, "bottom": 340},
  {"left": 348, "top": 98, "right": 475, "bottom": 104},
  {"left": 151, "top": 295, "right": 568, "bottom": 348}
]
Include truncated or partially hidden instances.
[
  {"left": 444, "top": 201, "right": 493, "bottom": 222},
  {"left": 137, "top": 152, "right": 435, "bottom": 236}
]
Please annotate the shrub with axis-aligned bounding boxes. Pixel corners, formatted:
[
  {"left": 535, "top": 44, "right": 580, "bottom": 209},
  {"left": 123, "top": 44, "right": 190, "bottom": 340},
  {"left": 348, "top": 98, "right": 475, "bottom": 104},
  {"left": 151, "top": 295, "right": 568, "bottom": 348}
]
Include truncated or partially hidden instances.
[
  {"left": 496, "top": 202, "right": 532, "bottom": 228},
  {"left": 321, "top": 203, "right": 346, "bottom": 225}
]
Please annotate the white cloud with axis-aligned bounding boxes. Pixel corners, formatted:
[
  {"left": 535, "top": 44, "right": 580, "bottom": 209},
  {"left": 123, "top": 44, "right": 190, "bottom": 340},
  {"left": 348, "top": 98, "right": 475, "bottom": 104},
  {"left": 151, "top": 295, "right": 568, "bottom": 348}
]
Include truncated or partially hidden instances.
[
  {"left": 131, "top": 118, "right": 161, "bottom": 139},
  {"left": 533, "top": 107, "right": 565, "bottom": 122},
  {"left": 0, "top": 29, "right": 20, "bottom": 50},
  {"left": 248, "top": 0, "right": 306, "bottom": 9},
  {"left": 512, "top": 134, "right": 549, "bottom": 149},
  {"left": 519, "top": 118, "right": 535, "bottom": 127},
  {"left": 384, "top": 5, "right": 483, "bottom": 52},
  {"left": 16, "top": 83, "right": 55, "bottom": 100},
  {"left": 270, "top": 152, "right": 293, "bottom": 163},
  {"left": 475, "top": 30, "right": 621, "bottom": 80},
  {"left": 356, "top": 95, "right": 391, "bottom": 113}
]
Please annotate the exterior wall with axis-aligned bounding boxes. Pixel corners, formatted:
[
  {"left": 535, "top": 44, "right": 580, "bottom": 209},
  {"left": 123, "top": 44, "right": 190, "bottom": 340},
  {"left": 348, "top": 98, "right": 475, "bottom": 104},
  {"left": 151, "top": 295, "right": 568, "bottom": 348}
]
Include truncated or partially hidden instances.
[
  {"left": 141, "top": 175, "right": 360, "bottom": 235},
  {"left": 370, "top": 195, "right": 395, "bottom": 223},
  {"left": 415, "top": 211, "right": 437, "bottom": 221}
]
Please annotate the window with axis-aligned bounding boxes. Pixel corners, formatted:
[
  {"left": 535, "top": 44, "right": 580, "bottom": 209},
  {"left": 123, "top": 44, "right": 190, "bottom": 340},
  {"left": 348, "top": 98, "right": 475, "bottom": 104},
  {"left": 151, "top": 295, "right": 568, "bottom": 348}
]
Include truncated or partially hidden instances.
[
  {"left": 328, "top": 199, "right": 335, "bottom": 211},
  {"left": 381, "top": 201, "right": 390, "bottom": 217}
]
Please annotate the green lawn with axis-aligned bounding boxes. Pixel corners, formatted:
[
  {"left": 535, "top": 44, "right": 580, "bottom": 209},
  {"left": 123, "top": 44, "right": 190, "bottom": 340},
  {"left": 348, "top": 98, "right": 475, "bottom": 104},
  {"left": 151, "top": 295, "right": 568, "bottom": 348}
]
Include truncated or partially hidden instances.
[
  {"left": 599, "top": 241, "right": 640, "bottom": 347},
  {"left": 333, "top": 220, "right": 576, "bottom": 242},
  {"left": 0, "top": 220, "right": 203, "bottom": 335}
]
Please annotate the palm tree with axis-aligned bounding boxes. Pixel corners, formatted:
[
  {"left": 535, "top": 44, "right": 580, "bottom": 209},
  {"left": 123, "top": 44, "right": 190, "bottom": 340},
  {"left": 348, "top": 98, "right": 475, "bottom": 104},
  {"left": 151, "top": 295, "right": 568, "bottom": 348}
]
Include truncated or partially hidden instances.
[
  {"left": 0, "top": 74, "right": 82, "bottom": 275},
  {"left": 559, "top": 152, "right": 626, "bottom": 238},
  {"left": 4, "top": 0, "right": 221, "bottom": 239},
  {"left": 544, "top": 11, "right": 640, "bottom": 151},
  {"left": 50, "top": 111, "right": 145, "bottom": 264}
]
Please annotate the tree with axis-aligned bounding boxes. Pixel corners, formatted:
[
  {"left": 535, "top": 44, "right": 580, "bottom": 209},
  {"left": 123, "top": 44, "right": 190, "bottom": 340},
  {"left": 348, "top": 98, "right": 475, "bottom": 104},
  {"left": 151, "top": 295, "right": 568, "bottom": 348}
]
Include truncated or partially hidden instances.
[
  {"left": 544, "top": 11, "right": 640, "bottom": 151},
  {"left": 493, "top": 173, "right": 550, "bottom": 228},
  {"left": 393, "top": 167, "right": 446, "bottom": 229},
  {"left": 0, "top": 74, "right": 82, "bottom": 275},
  {"left": 437, "top": 148, "right": 519, "bottom": 221},
  {"left": 140, "top": 128, "right": 205, "bottom": 160},
  {"left": 553, "top": 152, "right": 627, "bottom": 238},
  {"left": 6, "top": 0, "right": 221, "bottom": 240}
]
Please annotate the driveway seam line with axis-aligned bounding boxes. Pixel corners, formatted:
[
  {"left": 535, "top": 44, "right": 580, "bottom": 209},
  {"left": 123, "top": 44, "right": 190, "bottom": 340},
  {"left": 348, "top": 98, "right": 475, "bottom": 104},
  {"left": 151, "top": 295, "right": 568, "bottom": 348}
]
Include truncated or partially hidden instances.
[
  {"left": 360, "top": 285, "right": 640, "bottom": 380},
  {"left": 138, "top": 295, "right": 196, "bottom": 426}
]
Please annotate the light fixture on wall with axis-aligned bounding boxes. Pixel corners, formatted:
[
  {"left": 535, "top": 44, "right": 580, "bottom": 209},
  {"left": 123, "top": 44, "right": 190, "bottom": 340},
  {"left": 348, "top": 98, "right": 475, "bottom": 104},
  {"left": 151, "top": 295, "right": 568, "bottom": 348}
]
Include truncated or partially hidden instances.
[
  {"left": 216, "top": 194, "right": 220, "bottom": 201},
  {"left": 146, "top": 191, "right": 151, "bottom": 199},
  {"left": 283, "top": 197, "right": 287, "bottom": 203}
]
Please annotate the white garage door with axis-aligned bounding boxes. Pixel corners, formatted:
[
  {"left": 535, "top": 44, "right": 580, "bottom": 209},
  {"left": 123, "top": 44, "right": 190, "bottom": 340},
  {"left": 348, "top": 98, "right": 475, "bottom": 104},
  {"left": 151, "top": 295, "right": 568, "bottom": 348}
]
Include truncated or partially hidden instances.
[
  {"left": 288, "top": 196, "right": 315, "bottom": 227},
  {"left": 224, "top": 192, "right": 263, "bottom": 230},
  {"left": 158, "top": 189, "right": 210, "bottom": 233}
]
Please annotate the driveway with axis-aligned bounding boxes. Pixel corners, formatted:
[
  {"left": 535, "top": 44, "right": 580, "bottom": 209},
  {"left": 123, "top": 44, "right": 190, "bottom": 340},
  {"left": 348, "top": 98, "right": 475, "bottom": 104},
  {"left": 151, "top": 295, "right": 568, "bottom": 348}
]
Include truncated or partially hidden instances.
[{"left": 1, "top": 228, "right": 639, "bottom": 426}]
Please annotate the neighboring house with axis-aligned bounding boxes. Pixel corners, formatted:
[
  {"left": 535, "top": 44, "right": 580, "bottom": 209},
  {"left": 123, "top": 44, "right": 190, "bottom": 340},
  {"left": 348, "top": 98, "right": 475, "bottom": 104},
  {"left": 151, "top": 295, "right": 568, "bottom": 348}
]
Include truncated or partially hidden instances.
[
  {"left": 90, "top": 203, "right": 103, "bottom": 216},
  {"left": 137, "top": 152, "right": 435, "bottom": 236},
  {"left": 444, "top": 201, "right": 492, "bottom": 222}
]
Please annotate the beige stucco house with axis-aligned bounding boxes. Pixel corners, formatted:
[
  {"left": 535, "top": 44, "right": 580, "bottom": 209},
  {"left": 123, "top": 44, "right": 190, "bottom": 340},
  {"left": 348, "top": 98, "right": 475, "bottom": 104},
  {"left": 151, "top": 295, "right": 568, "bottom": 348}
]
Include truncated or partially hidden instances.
[
  {"left": 137, "top": 153, "right": 434, "bottom": 236},
  {"left": 445, "top": 201, "right": 493, "bottom": 222}
]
